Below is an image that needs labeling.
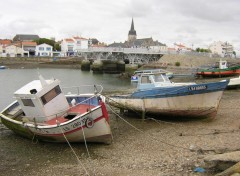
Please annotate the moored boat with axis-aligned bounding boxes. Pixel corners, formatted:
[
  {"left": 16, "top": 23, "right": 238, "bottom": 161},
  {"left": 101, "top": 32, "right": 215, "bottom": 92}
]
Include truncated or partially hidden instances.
[
  {"left": 196, "top": 60, "right": 240, "bottom": 77},
  {"left": 109, "top": 73, "right": 229, "bottom": 119},
  {"left": 0, "top": 76, "right": 112, "bottom": 144},
  {"left": 0, "top": 65, "right": 6, "bottom": 69},
  {"left": 131, "top": 69, "right": 173, "bottom": 82},
  {"left": 227, "top": 76, "right": 240, "bottom": 89}
]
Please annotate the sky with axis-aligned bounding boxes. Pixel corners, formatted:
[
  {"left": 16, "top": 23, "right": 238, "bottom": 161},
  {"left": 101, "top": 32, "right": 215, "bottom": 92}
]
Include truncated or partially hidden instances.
[{"left": 0, "top": 0, "right": 239, "bottom": 51}]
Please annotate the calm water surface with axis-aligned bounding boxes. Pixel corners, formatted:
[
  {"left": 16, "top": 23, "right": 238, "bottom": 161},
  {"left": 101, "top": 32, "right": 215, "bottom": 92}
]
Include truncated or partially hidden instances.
[{"left": 0, "top": 68, "right": 133, "bottom": 110}]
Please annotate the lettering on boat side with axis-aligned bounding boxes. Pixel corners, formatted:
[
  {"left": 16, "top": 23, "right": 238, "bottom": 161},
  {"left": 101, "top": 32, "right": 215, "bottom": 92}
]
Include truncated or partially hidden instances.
[{"left": 188, "top": 85, "right": 207, "bottom": 91}]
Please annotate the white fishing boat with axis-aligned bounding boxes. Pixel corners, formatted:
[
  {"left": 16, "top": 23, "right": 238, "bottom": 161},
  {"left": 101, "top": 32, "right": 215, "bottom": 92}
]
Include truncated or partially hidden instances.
[
  {"left": 0, "top": 76, "right": 112, "bottom": 144},
  {"left": 131, "top": 69, "right": 173, "bottom": 82},
  {"left": 109, "top": 73, "right": 229, "bottom": 118},
  {"left": 0, "top": 65, "right": 6, "bottom": 69}
]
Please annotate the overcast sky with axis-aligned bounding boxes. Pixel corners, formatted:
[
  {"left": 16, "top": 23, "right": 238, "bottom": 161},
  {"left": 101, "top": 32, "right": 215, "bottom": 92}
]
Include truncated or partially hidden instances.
[{"left": 0, "top": 0, "right": 239, "bottom": 50}]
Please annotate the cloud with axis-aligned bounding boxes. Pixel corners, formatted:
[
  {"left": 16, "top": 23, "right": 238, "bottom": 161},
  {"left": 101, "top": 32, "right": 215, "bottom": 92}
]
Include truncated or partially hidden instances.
[{"left": 0, "top": 0, "right": 239, "bottom": 49}]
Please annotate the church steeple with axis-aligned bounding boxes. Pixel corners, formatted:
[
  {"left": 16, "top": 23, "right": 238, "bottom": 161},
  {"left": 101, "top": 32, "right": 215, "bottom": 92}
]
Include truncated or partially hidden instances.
[{"left": 128, "top": 18, "right": 137, "bottom": 42}]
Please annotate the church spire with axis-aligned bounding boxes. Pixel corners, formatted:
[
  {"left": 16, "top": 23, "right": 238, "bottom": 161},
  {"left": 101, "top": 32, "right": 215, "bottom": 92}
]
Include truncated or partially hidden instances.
[
  {"left": 130, "top": 18, "right": 135, "bottom": 31},
  {"left": 128, "top": 18, "right": 137, "bottom": 42}
]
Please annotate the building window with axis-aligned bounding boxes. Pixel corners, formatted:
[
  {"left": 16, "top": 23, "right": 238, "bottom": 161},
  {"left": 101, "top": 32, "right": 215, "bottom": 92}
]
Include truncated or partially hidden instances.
[
  {"left": 22, "top": 99, "right": 35, "bottom": 107},
  {"left": 39, "top": 47, "right": 44, "bottom": 51},
  {"left": 41, "top": 86, "right": 62, "bottom": 105},
  {"left": 41, "top": 52, "right": 48, "bottom": 56},
  {"left": 77, "top": 41, "right": 81, "bottom": 44},
  {"left": 68, "top": 47, "right": 73, "bottom": 51},
  {"left": 46, "top": 47, "right": 51, "bottom": 51}
]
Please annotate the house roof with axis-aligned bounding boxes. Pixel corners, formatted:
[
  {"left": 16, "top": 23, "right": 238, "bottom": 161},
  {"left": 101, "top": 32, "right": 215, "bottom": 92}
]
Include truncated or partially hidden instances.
[
  {"left": 73, "top": 36, "right": 88, "bottom": 40},
  {"left": 22, "top": 41, "right": 37, "bottom": 46},
  {"left": 175, "top": 43, "right": 186, "bottom": 48},
  {"left": 65, "top": 39, "right": 74, "bottom": 42},
  {"left": 168, "top": 48, "right": 176, "bottom": 51},
  {"left": 37, "top": 43, "right": 53, "bottom": 47},
  {"left": 0, "top": 39, "right": 12, "bottom": 46},
  {"left": 13, "top": 34, "right": 39, "bottom": 41}
]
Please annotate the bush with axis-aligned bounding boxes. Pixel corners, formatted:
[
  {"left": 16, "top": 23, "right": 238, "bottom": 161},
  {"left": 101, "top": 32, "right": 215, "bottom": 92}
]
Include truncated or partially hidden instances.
[{"left": 175, "top": 62, "right": 180, "bottom": 66}]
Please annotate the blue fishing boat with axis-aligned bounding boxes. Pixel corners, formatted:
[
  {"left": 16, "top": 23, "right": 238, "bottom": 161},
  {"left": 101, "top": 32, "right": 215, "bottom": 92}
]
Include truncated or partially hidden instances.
[{"left": 110, "top": 73, "right": 229, "bottom": 118}]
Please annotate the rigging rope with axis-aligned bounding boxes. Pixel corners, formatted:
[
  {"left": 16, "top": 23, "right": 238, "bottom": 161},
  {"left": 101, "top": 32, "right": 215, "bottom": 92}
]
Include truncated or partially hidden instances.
[
  {"left": 59, "top": 126, "right": 90, "bottom": 176},
  {"left": 107, "top": 103, "right": 194, "bottom": 151}
]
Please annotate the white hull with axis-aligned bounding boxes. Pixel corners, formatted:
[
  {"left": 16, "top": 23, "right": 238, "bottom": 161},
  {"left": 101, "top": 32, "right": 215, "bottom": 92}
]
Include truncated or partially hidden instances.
[
  {"left": 227, "top": 76, "right": 240, "bottom": 88},
  {"left": 109, "top": 91, "right": 224, "bottom": 118}
]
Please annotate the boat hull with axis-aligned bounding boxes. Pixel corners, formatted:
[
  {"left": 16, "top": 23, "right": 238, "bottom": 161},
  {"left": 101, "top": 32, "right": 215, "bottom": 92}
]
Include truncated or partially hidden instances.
[
  {"left": 110, "top": 91, "right": 222, "bottom": 118},
  {"left": 109, "top": 81, "right": 228, "bottom": 118},
  {"left": 0, "top": 104, "right": 112, "bottom": 144},
  {"left": 196, "top": 66, "right": 240, "bottom": 77}
]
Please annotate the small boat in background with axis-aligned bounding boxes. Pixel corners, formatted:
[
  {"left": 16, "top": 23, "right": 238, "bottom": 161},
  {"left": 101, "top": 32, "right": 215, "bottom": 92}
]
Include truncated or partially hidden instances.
[
  {"left": 196, "top": 60, "right": 240, "bottom": 77},
  {"left": 227, "top": 76, "right": 240, "bottom": 89},
  {"left": 131, "top": 69, "right": 173, "bottom": 82},
  {"left": 110, "top": 73, "right": 229, "bottom": 119},
  {"left": 0, "top": 76, "right": 112, "bottom": 144},
  {"left": 0, "top": 65, "right": 6, "bottom": 69}
]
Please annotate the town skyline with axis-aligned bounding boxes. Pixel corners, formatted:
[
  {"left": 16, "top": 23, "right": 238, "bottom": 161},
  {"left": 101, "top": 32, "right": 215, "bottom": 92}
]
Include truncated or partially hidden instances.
[{"left": 0, "top": 0, "right": 239, "bottom": 51}]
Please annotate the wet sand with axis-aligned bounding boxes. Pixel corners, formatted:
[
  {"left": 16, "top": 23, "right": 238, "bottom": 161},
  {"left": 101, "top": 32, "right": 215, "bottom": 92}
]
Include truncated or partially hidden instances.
[
  {"left": 1, "top": 89, "right": 240, "bottom": 176},
  {"left": 1, "top": 59, "right": 240, "bottom": 175}
]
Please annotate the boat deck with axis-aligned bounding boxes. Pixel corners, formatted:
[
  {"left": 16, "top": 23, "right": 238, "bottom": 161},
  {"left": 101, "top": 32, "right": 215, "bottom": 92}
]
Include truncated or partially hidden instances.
[{"left": 45, "top": 104, "right": 96, "bottom": 125}]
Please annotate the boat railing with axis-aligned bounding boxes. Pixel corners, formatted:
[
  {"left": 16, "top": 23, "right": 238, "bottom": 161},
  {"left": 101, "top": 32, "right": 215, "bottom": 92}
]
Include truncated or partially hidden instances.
[{"left": 62, "top": 84, "right": 103, "bottom": 95}]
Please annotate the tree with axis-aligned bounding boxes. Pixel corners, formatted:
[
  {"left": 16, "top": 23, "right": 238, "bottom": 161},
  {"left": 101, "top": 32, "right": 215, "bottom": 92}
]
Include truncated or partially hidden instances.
[
  {"left": 233, "top": 51, "right": 236, "bottom": 58},
  {"left": 35, "top": 38, "right": 61, "bottom": 51},
  {"left": 195, "top": 48, "right": 211, "bottom": 53}
]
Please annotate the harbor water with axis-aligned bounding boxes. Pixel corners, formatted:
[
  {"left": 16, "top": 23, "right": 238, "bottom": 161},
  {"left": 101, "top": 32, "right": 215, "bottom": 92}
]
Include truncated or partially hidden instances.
[{"left": 0, "top": 68, "right": 133, "bottom": 110}]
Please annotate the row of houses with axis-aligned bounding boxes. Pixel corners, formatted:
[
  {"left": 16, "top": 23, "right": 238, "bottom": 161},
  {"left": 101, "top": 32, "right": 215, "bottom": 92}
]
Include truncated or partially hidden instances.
[
  {"left": 0, "top": 35, "right": 91, "bottom": 57},
  {"left": 0, "top": 34, "right": 235, "bottom": 58}
]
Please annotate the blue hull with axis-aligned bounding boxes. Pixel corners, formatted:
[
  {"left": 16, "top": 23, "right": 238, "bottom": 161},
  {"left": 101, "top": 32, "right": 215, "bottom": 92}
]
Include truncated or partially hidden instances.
[{"left": 131, "top": 80, "right": 229, "bottom": 99}]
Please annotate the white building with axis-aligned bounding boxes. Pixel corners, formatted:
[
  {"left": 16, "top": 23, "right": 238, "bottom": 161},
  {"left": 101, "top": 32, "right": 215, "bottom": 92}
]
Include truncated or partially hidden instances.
[
  {"left": 209, "top": 41, "right": 234, "bottom": 57},
  {"left": 61, "top": 37, "right": 88, "bottom": 56},
  {"left": 5, "top": 45, "right": 25, "bottom": 57},
  {"left": 0, "top": 45, "right": 3, "bottom": 57},
  {"left": 35, "top": 43, "right": 53, "bottom": 57},
  {"left": 174, "top": 43, "right": 192, "bottom": 52}
]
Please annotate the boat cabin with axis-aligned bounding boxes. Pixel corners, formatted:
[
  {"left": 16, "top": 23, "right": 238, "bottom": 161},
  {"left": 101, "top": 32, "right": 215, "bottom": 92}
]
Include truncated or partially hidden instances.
[
  {"left": 137, "top": 73, "right": 172, "bottom": 90},
  {"left": 14, "top": 76, "right": 69, "bottom": 123},
  {"left": 218, "top": 60, "right": 228, "bottom": 69}
]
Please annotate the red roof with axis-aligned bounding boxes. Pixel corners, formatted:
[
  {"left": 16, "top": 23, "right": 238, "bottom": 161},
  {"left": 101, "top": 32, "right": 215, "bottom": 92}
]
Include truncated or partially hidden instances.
[
  {"left": 65, "top": 38, "right": 74, "bottom": 42},
  {"left": 73, "top": 36, "right": 88, "bottom": 40},
  {"left": 168, "top": 48, "right": 176, "bottom": 51},
  {"left": 0, "top": 39, "right": 12, "bottom": 46},
  {"left": 22, "top": 41, "right": 37, "bottom": 46}
]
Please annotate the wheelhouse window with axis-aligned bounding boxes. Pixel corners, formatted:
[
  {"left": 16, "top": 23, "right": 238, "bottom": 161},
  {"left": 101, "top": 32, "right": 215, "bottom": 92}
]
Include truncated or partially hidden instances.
[
  {"left": 41, "top": 86, "right": 61, "bottom": 105},
  {"left": 22, "top": 99, "right": 35, "bottom": 107},
  {"left": 141, "top": 76, "right": 151, "bottom": 84}
]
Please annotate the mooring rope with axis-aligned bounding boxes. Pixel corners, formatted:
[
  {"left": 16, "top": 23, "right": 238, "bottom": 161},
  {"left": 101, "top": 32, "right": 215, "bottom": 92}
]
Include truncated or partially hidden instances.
[
  {"left": 80, "top": 120, "right": 91, "bottom": 158},
  {"left": 59, "top": 127, "right": 90, "bottom": 176},
  {"left": 107, "top": 103, "right": 194, "bottom": 151}
]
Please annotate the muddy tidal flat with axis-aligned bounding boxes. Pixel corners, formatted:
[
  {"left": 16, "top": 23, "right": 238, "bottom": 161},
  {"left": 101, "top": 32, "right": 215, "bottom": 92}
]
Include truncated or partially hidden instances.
[{"left": 1, "top": 89, "right": 240, "bottom": 176}]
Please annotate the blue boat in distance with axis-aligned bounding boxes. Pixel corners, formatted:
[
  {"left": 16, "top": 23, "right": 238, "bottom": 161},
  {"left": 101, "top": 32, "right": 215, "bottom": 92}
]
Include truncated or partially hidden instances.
[
  {"left": 0, "top": 66, "right": 6, "bottom": 69},
  {"left": 110, "top": 73, "right": 229, "bottom": 119}
]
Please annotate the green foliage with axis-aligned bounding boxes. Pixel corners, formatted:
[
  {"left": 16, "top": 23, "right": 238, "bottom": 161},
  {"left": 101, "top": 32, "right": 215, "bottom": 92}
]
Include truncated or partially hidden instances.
[
  {"left": 175, "top": 62, "right": 180, "bottom": 66},
  {"left": 233, "top": 51, "right": 236, "bottom": 56},
  {"left": 196, "top": 47, "right": 211, "bottom": 53},
  {"left": 34, "top": 38, "right": 61, "bottom": 51},
  {"left": 54, "top": 43, "right": 61, "bottom": 51}
]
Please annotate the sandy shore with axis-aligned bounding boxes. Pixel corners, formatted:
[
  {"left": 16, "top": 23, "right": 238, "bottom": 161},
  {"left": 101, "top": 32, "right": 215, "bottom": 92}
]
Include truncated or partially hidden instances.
[{"left": 1, "top": 89, "right": 240, "bottom": 176}]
